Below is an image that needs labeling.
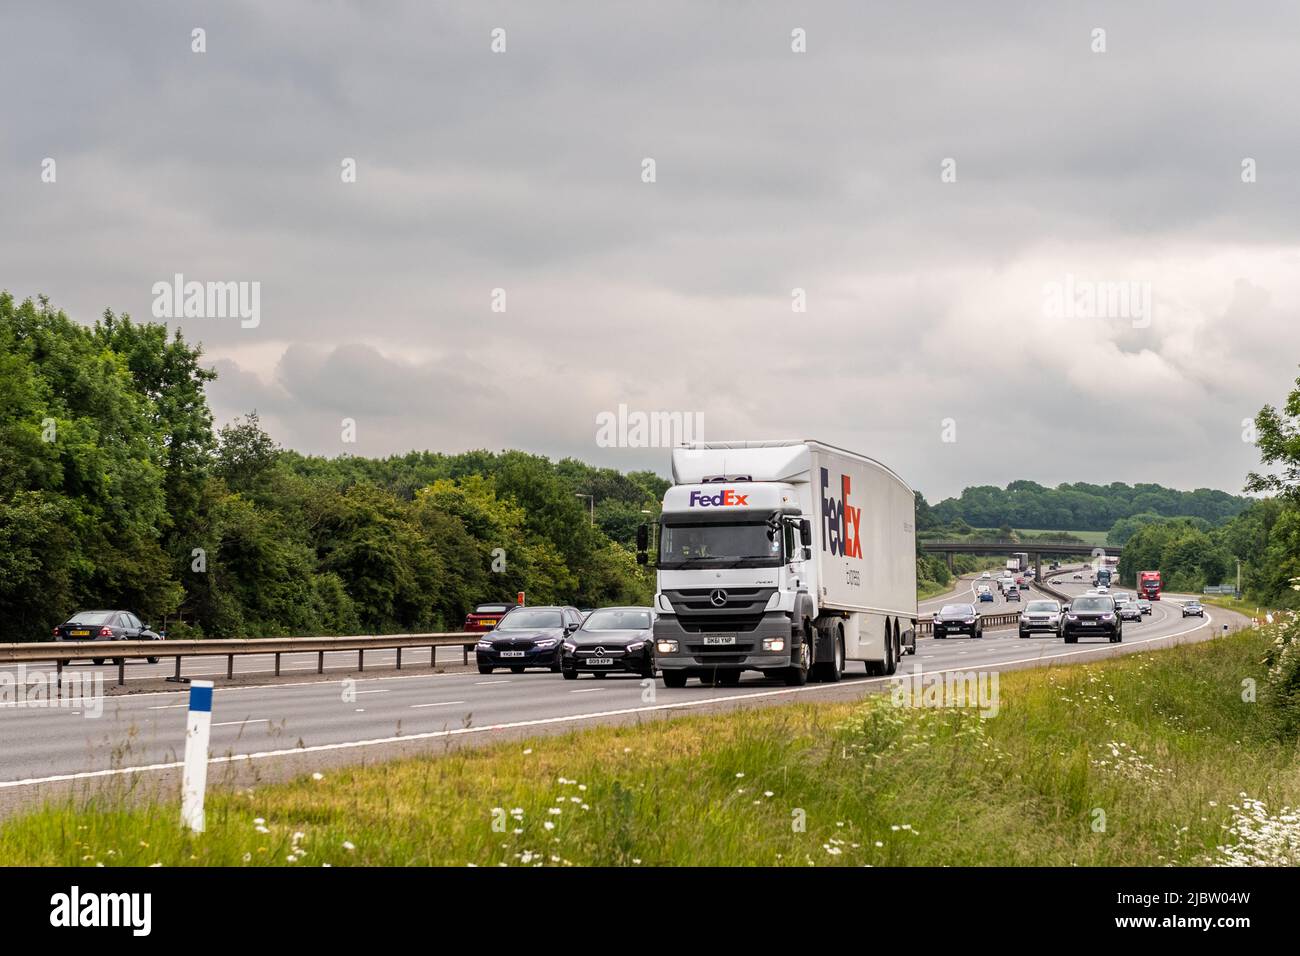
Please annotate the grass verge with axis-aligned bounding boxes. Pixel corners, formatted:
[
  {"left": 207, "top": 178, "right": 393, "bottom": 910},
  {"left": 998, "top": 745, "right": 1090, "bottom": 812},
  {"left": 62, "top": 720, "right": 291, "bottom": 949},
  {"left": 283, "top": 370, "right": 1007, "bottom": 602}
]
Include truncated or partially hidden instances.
[{"left": 2, "top": 629, "right": 1298, "bottom": 866}]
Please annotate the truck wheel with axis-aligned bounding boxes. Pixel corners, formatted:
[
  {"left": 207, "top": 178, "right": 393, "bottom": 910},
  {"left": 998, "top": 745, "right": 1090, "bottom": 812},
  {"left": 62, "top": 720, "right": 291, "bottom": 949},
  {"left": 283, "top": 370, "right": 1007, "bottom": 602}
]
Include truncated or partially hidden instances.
[
  {"left": 718, "top": 670, "right": 741, "bottom": 687},
  {"left": 813, "top": 628, "right": 844, "bottom": 683},
  {"left": 93, "top": 658, "right": 105, "bottom": 665},
  {"left": 784, "top": 639, "right": 810, "bottom": 686},
  {"left": 662, "top": 670, "right": 688, "bottom": 689}
]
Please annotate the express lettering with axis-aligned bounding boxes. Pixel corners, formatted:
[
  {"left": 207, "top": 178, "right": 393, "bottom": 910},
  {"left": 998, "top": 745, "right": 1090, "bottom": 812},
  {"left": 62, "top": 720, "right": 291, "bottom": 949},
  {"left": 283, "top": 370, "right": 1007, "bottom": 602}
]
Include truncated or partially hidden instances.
[{"left": 820, "top": 468, "right": 862, "bottom": 559}]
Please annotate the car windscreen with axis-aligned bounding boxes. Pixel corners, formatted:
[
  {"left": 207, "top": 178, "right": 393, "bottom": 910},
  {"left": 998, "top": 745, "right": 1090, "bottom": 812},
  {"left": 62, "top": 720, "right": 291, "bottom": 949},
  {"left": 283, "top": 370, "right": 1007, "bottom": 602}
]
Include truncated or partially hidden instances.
[
  {"left": 474, "top": 604, "right": 512, "bottom": 614},
  {"left": 940, "top": 604, "right": 975, "bottom": 616},
  {"left": 1072, "top": 597, "right": 1111, "bottom": 612},
  {"left": 65, "top": 611, "right": 114, "bottom": 625},
  {"left": 582, "top": 609, "right": 652, "bottom": 631},
  {"left": 1025, "top": 602, "right": 1057, "bottom": 613},
  {"left": 659, "top": 521, "right": 782, "bottom": 566},
  {"left": 497, "top": 609, "right": 563, "bottom": 629}
]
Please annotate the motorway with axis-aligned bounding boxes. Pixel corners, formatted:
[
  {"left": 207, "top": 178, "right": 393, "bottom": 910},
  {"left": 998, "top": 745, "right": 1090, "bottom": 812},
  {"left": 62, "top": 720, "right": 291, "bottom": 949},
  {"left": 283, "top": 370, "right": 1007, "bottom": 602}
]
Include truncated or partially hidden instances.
[{"left": 0, "top": 565, "right": 1244, "bottom": 812}]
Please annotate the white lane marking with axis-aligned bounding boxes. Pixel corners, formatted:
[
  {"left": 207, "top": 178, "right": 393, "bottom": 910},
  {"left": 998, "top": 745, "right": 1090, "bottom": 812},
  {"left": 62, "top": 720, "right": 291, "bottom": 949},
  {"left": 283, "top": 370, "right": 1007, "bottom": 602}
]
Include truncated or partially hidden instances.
[
  {"left": 212, "top": 718, "right": 269, "bottom": 727},
  {"left": 474, "top": 680, "right": 512, "bottom": 686},
  {"left": 0, "top": 613, "right": 1220, "bottom": 790},
  {"left": 410, "top": 701, "right": 466, "bottom": 709},
  {"left": 146, "top": 704, "right": 189, "bottom": 711},
  {"left": 569, "top": 688, "right": 604, "bottom": 694},
  {"left": 353, "top": 690, "right": 389, "bottom": 696}
]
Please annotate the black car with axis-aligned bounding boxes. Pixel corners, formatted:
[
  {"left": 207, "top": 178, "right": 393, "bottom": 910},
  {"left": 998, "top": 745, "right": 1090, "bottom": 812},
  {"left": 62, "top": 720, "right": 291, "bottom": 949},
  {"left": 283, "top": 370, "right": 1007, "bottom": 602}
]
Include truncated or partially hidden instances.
[
  {"left": 932, "top": 603, "right": 983, "bottom": 639},
  {"left": 475, "top": 605, "right": 582, "bottom": 674},
  {"left": 561, "top": 606, "right": 655, "bottom": 680},
  {"left": 1062, "top": 596, "right": 1122, "bottom": 644},
  {"left": 53, "top": 610, "right": 164, "bottom": 664}
]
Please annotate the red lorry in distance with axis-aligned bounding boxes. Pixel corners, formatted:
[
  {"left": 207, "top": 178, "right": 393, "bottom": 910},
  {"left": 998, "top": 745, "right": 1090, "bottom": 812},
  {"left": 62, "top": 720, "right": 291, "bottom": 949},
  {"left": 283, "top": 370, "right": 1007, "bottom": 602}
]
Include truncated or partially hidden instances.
[{"left": 1138, "top": 570, "right": 1161, "bottom": 601}]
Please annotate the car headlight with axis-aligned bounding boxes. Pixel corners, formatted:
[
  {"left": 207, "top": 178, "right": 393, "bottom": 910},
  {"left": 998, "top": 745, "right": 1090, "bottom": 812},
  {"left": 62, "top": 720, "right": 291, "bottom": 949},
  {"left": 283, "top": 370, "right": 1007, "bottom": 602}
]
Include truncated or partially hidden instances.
[
  {"left": 762, "top": 637, "right": 785, "bottom": 652},
  {"left": 562, "top": 641, "right": 577, "bottom": 652},
  {"left": 1066, "top": 614, "right": 1078, "bottom": 621},
  {"left": 1100, "top": 614, "right": 1113, "bottom": 620},
  {"left": 656, "top": 639, "right": 678, "bottom": 654},
  {"left": 624, "top": 641, "right": 646, "bottom": 652},
  {"left": 535, "top": 638, "right": 558, "bottom": 648},
  {"left": 964, "top": 618, "right": 975, "bottom": 624}
]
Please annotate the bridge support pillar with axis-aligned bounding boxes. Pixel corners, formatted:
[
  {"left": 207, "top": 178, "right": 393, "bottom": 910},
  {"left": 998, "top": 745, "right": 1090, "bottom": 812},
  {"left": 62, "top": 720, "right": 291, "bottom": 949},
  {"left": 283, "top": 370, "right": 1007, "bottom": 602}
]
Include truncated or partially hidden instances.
[
  {"left": 946, "top": 551, "right": 954, "bottom": 572},
  {"left": 1033, "top": 553, "right": 1041, "bottom": 580}
]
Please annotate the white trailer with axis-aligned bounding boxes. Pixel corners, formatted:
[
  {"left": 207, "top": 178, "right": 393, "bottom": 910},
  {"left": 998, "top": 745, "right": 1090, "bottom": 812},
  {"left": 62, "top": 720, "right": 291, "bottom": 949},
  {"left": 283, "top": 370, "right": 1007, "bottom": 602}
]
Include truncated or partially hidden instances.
[{"left": 645, "top": 440, "right": 917, "bottom": 688}]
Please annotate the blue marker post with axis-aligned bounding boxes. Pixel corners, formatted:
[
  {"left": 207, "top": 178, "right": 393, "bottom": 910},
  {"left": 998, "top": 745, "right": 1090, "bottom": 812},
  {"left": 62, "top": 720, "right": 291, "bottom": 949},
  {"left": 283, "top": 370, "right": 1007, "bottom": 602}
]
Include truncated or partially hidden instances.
[{"left": 181, "top": 679, "right": 214, "bottom": 832}]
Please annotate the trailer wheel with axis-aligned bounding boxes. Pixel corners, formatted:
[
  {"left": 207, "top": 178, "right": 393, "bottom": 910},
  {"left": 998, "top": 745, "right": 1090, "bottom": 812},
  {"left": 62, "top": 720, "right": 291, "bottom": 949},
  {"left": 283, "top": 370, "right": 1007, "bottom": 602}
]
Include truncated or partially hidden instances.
[{"left": 881, "top": 623, "right": 897, "bottom": 676}]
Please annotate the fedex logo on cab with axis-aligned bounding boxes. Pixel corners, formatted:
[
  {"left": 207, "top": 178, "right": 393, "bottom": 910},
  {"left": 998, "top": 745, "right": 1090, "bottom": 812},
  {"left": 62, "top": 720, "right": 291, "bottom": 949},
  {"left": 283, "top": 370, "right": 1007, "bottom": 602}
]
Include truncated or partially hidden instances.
[
  {"left": 688, "top": 488, "right": 750, "bottom": 507},
  {"left": 821, "top": 468, "right": 862, "bottom": 559}
]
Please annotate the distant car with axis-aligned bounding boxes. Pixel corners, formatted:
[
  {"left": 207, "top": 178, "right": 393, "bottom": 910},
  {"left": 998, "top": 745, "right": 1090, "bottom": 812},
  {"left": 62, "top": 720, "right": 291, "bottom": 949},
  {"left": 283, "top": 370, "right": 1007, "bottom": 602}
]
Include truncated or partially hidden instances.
[
  {"left": 1015, "top": 576, "right": 1027, "bottom": 587},
  {"left": 1073, "top": 572, "right": 1083, "bottom": 580},
  {"left": 1005, "top": 587, "right": 1021, "bottom": 602},
  {"left": 1116, "top": 601, "right": 1142, "bottom": 622},
  {"left": 561, "top": 606, "right": 655, "bottom": 680},
  {"left": 1062, "top": 595, "right": 1122, "bottom": 644},
  {"left": 463, "top": 602, "right": 515, "bottom": 633},
  {"left": 981, "top": 571, "right": 991, "bottom": 579},
  {"left": 1182, "top": 601, "right": 1205, "bottom": 618},
  {"left": 1111, "top": 592, "right": 1131, "bottom": 605},
  {"left": 1137, "top": 599, "right": 1152, "bottom": 615},
  {"left": 978, "top": 590, "right": 995, "bottom": 603},
  {"left": 1019, "top": 600, "right": 1063, "bottom": 639},
  {"left": 474, "top": 605, "right": 582, "bottom": 674},
  {"left": 1049, "top": 562, "right": 1060, "bottom": 570},
  {"left": 933, "top": 603, "right": 983, "bottom": 639},
  {"left": 53, "top": 610, "right": 163, "bottom": 665},
  {"left": 1095, "top": 586, "right": 1109, "bottom": 594}
]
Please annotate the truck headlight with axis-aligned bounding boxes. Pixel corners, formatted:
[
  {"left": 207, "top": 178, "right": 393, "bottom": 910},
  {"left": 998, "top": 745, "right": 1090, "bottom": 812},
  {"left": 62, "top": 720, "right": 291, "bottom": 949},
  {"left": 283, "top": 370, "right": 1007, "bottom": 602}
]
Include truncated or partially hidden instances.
[
  {"left": 762, "top": 637, "right": 785, "bottom": 652},
  {"left": 656, "top": 640, "right": 678, "bottom": 654}
]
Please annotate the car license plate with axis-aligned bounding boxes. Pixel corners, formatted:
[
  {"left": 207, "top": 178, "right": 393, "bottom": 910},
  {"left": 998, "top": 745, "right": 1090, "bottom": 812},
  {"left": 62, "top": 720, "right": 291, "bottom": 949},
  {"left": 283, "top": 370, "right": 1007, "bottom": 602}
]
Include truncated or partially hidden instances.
[
  {"left": 702, "top": 634, "right": 736, "bottom": 646},
  {"left": 71, "top": 630, "right": 90, "bottom": 637},
  {"left": 586, "top": 657, "right": 614, "bottom": 666},
  {"left": 480, "top": 620, "right": 498, "bottom": 627},
  {"left": 1082, "top": 621, "right": 1097, "bottom": 626},
  {"left": 499, "top": 650, "right": 526, "bottom": 658}
]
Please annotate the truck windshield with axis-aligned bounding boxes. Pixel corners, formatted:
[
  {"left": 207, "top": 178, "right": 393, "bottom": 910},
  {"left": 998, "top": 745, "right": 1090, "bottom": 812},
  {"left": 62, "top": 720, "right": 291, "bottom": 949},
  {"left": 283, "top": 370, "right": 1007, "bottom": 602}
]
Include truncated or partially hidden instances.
[{"left": 658, "top": 521, "right": 783, "bottom": 568}]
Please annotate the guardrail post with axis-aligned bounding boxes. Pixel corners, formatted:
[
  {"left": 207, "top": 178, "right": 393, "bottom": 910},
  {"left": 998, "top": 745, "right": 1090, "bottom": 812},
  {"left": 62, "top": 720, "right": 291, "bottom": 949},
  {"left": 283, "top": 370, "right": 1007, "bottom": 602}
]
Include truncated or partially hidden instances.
[
  {"left": 227, "top": 655, "right": 234, "bottom": 680},
  {"left": 318, "top": 650, "right": 324, "bottom": 674},
  {"left": 396, "top": 647, "right": 402, "bottom": 670},
  {"left": 275, "top": 652, "right": 281, "bottom": 677},
  {"left": 117, "top": 658, "right": 125, "bottom": 687},
  {"left": 431, "top": 646, "right": 436, "bottom": 668},
  {"left": 462, "top": 644, "right": 468, "bottom": 665},
  {"left": 55, "top": 659, "right": 63, "bottom": 694},
  {"left": 358, "top": 649, "right": 364, "bottom": 672},
  {"left": 174, "top": 656, "right": 182, "bottom": 681}
]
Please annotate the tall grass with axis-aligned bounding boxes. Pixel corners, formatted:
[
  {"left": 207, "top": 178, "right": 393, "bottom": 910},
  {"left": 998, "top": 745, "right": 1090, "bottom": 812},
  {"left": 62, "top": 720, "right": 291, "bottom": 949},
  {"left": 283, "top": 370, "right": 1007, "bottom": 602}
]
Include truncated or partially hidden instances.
[{"left": 2, "top": 629, "right": 1298, "bottom": 866}]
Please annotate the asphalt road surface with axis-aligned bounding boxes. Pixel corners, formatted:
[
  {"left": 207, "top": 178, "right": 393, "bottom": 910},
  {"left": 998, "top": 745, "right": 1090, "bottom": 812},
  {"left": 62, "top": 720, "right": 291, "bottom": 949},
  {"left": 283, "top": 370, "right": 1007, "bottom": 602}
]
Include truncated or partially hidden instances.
[{"left": 0, "top": 564, "right": 1245, "bottom": 812}]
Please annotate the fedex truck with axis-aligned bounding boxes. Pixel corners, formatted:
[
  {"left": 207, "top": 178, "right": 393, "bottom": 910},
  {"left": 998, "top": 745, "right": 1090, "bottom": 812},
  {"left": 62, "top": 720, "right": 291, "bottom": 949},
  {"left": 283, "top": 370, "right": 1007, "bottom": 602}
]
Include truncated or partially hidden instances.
[{"left": 641, "top": 440, "right": 917, "bottom": 689}]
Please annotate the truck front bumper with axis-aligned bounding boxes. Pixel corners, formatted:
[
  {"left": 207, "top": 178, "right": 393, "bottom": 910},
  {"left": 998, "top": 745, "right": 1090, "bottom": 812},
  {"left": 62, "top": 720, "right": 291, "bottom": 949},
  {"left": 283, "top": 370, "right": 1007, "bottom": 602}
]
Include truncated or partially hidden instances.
[{"left": 652, "top": 613, "right": 795, "bottom": 672}]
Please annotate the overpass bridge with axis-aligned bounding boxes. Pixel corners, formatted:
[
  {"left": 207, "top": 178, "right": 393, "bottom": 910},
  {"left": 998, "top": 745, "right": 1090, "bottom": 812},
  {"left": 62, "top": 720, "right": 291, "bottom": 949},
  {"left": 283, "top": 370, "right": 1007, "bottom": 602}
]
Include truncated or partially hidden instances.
[{"left": 918, "top": 539, "right": 1120, "bottom": 579}]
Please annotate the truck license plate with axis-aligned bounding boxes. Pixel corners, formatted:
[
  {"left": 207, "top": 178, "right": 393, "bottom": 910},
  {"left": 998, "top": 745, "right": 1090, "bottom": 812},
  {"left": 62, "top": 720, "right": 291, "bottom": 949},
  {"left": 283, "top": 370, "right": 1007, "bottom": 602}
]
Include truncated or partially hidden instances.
[{"left": 702, "top": 634, "right": 736, "bottom": 646}]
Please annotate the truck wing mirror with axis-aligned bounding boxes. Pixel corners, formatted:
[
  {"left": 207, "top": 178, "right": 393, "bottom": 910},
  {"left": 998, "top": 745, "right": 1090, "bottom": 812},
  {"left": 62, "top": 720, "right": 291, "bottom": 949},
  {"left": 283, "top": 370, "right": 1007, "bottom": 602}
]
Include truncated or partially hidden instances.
[
  {"left": 799, "top": 519, "right": 812, "bottom": 547},
  {"left": 802, "top": 545, "right": 812, "bottom": 561}
]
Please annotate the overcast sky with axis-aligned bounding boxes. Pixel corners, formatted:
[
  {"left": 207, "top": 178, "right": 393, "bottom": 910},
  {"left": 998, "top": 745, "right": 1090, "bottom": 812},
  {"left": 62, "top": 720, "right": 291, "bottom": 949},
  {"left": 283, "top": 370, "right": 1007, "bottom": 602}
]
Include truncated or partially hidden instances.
[{"left": 4, "top": 1, "right": 1298, "bottom": 501}]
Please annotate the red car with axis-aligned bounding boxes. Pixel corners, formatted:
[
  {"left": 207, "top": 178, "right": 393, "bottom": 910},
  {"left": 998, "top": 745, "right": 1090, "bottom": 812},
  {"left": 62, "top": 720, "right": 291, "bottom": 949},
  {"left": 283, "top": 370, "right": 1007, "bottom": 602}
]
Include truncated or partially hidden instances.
[{"left": 463, "top": 602, "right": 515, "bottom": 633}]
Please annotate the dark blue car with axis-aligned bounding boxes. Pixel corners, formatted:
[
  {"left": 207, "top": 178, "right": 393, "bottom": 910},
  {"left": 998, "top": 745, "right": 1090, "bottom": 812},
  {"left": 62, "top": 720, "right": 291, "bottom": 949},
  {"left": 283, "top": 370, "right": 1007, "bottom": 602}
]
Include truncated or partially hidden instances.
[{"left": 475, "top": 605, "right": 583, "bottom": 674}]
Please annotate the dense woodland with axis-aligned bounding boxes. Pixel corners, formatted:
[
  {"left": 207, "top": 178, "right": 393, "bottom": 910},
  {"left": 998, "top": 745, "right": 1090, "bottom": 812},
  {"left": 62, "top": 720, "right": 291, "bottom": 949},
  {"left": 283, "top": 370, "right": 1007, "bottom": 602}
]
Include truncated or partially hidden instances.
[{"left": 5, "top": 291, "right": 1300, "bottom": 643}]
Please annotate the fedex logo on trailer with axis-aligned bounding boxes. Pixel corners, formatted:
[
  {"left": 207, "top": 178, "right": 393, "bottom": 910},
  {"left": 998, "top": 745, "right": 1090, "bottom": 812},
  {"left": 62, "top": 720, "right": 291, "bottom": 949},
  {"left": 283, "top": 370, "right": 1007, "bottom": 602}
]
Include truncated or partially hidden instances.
[
  {"left": 689, "top": 488, "right": 750, "bottom": 507},
  {"left": 821, "top": 468, "right": 862, "bottom": 558}
]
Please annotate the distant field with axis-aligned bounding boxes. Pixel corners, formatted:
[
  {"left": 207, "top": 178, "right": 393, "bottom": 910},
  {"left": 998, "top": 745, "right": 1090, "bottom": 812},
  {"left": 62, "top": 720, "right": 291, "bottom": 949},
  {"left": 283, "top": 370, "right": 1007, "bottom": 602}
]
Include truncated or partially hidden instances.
[{"left": 1017, "top": 528, "right": 1109, "bottom": 546}]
